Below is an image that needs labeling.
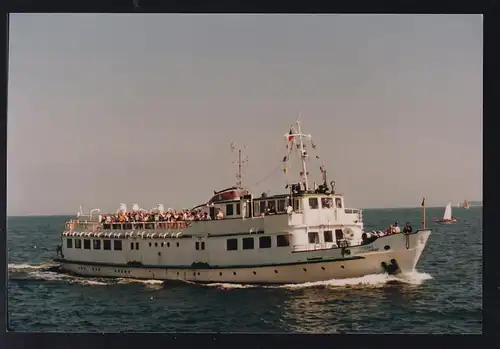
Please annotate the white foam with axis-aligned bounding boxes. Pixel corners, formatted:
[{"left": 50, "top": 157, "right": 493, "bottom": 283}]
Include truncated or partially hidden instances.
[{"left": 8, "top": 263, "right": 55, "bottom": 271}]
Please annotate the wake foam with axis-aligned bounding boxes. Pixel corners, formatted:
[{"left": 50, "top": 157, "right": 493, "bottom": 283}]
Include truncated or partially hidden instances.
[{"left": 195, "top": 271, "right": 433, "bottom": 290}]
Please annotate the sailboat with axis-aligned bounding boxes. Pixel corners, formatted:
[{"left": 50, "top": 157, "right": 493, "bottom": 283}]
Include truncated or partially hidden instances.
[
  {"left": 436, "top": 202, "right": 457, "bottom": 223},
  {"left": 462, "top": 200, "right": 470, "bottom": 209}
]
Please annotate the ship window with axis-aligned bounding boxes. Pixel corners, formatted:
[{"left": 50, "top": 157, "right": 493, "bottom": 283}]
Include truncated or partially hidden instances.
[
  {"left": 93, "top": 239, "right": 101, "bottom": 250},
  {"left": 135, "top": 242, "right": 139, "bottom": 250},
  {"left": 254, "top": 202, "right": 260, "bottom": 217},
  {"left": 236, "top": 203, "right": 241, "bottom": 215},
  {"left": 259, "top": 236, "right": 272, "bottom": 249},
  {"left": 308, "top": 232, "right": 319, "bottom": 244},
  {"left": 195, "top": 241, "right": 199, "bottom": 250},
  {"left": 309, "top": 198, "right": 319, "bottom": 209},
  {"left": 226, "top": 204, "right": 234, "bottom": 216},
  {"left": 335, "top": 229, "right": 344, "bottom": 241},
  {"left": 268, "top": 200, "right": 276, "bottom": 214},
  {"left": 324, "top": 230, "right": 333, "bottom": 242},
  {"left": 335, "top": 197, "right": 342, "bottom": 208},
  {"left": 226, "top": 238, "right": 238, "bottom": 251},
  {"left": 260, "top": 201, "right": 267, "bottom": 214},
  {"left": 209, "top": 207, "right": 216, "bottom": 219},
  {"left": 201, "top": 242, "right": 205, "bottom": 250},
  {"left": 66, "top": 238, "right": 73, "bottom": 248},
  {"left": 75, "top": 239, "right": 82, "bottom": 249},
  {"left": 321, "top": 197, "right": 333, "bottom": 209},
  {"left": 114, "top": 240, "right": 122, "bottom": 251},
  {"left": 130, "top": 242, "right": 134, "bottom": 250},
  {"left": 293, "top": 199, "right": 300, "bottom": 211},
  {"left": 103, "top": 239, "right": 111, "bottom": 250},
  {"left": 276, "top": 234, "right": 290, "bottom": 247},
  {"left": 242, "top": 237, "right": 254, "bottom": 250},
  {"left": 83, "top": 239, "right": 91, "bottom": 249},
  {"left": 277, "top": 199, "right": 286, "bottom": 213}
]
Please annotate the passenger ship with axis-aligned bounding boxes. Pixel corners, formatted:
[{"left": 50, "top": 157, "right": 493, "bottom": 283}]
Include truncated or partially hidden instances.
[{"left": 54, "top": 121, "right": 431, "bottom": 284}]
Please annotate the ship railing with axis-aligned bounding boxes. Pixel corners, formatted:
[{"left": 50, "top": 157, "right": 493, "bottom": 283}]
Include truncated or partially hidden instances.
[
  {"left": 292, "top": 242, "right": 336, "bottom": 252},
  {"left": 65, "top": 220, "right": 191, "bottom": 231},
  {"left": 345, "top": 208, "right": 363, "bottom": 222}
]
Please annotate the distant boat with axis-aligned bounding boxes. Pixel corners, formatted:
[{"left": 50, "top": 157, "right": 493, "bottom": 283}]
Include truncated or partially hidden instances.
[
  {"left": 436, "top": 202, "right": 457, "bottom": 223},
  {"left": 463, "top": 200, "right": 470, "bottom": 209}
]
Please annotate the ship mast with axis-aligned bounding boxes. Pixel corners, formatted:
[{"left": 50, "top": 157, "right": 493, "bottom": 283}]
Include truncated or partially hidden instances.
[
  {"left": 285, "top": 117, "right": 312, "bottom": 191},
  {"left": 231, "top": 143, "right": 248, "bottom": 188}
]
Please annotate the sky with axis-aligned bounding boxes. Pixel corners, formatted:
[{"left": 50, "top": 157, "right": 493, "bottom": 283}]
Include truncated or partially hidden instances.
[{"left": 7, "top": 14, "right": 482, "bottom": 216}]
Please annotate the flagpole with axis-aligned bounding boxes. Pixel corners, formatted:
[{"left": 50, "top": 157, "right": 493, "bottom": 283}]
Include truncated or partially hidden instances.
[{"left": 421, "top": 197, "right": 426, "bottom": 230}]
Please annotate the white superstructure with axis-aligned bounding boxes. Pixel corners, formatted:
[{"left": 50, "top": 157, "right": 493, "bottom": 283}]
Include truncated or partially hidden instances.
[{"left": 54, "top": 120, "right": 431, "bottom": 284}]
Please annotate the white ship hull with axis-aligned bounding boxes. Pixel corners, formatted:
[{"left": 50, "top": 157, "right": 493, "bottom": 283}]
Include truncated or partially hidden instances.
[{"left": 55, "top": 230, "right": 430, "bottom": 284}]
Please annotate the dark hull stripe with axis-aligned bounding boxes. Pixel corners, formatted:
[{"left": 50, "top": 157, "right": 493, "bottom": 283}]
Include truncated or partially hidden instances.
[{"left": 54, "top": 256, "right": 365, "bottom": 270}]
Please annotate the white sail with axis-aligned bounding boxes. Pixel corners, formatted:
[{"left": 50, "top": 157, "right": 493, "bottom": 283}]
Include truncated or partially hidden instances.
[{"left": 443, "top": 202, "right": 452, "bottom": 220}]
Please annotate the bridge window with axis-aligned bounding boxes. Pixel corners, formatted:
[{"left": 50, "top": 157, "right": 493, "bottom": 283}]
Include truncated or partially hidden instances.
[
  {"left": 226, "top": 204, "right": 234, "bottom": 216},
  {"left": 309, "top": 198, "right": 319, "bottom": 209},
  {"left": 83, "top": 239, "right": 91, "bottom": 250},
  {"left": 276, "top": 234, "right": 290, "bottom": 247},
  {"left": 277, "top": 199, "right": 286, "bottom": 213},
  {"left": 66, "top": 239, "right": 73, "bottom": 248},
  {"left": 93, "top": 239, "right": 101, "bottom": 250},
  {"left": 324, "top": 231, "right": 333, "bottom": 243},
  {"left": 103, "top": 239, "right": 111, "bottom": 250},
  {"left": 293, "top": 199, "right": 300, "bottom": 211},
  {"left": 75, "top": 239, "right": 82, "bottom": 249},
  {"left": 114, "top": 240, "right": 122, "bottom": 251},
  {"left": 259, "top": 236, "right": 272, "bottom": 249},
  {"left": 242, "top": 237, "right": 254, "bottom": 250},
  {"left": 321, "top": 197, "right": 333, "bottom": 209},
  {"left": 268, "top": 200, "right": 276, "bottom": 213},
  {"left": 260, "top": 201, "right": 267, "bottom": 214},
  {"left": 236, "top": 203, "right": 241, "bottom": 215},
  {"left": 227, "top": 238, "right": 238, "bottom": 251},
  {"left": 335, "top": 198, "right": 342, "bottom": 208},
  {"left": 308, "top": 232, "right": 319, "bottom": 244}
]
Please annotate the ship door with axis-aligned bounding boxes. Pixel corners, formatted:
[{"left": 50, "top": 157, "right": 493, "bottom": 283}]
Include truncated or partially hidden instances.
[
  {"left": 335, "top": 229, "right": 344, "bottom": 245},
  {"left": 194, "top": 237, "right": 209, "bottom": 264}
]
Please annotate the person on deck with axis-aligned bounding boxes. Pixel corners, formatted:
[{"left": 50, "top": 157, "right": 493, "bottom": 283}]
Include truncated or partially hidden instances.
[
  {"left": 216, "top": 209, "right": 224, "bottom": 220},
  {"left": 393, "top": 221, "right": 401, "bottom": 233},
  {"left": 403, "top": 222, "right": 413, "bottom": 234}
]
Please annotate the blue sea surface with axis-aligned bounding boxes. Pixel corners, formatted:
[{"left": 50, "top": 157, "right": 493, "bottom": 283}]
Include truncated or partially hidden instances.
[{"left": 7, "top": 207, "right": 482, "bottom": 333}]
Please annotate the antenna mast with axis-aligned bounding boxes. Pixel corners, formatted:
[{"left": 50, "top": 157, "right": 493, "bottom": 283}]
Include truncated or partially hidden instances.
[
  {"left": 284, "top": 115, "right": 312, "bottom": 191},
  {"left": 231, "top": 143, "right": 248, "bottom": 188}
]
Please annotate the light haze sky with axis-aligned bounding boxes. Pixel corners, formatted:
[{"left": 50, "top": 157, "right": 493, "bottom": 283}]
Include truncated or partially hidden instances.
[{"left": 7, "top": 14, "right": 482, "bottom": 216}]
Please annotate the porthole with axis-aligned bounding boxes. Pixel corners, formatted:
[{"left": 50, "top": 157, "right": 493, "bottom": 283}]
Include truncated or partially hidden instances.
[
  {"left": 253, "top": 271, "right": 256, "bottom": 275},
  {"left": 149, "top": 242, "right": 152, "bottom": 247},
  {"left": 155, "top": 242, "right": 158, "bottom": 247},
  {"left": 177, "top": 272, "right": 179, "bottom": 275},
  {"left": 274, "top": 270, "right": 278, "bottom": 274},
  {"left": 384, "top": 245, "right": 390, "bottom": 250},
  {"left": 303, "top": 268, "right": 307, "bottom": 272},
  {"left": 321, "top": 267, "right": 325, "bottom": 270},
  {"left": 193, "top": 272, "right": 196, "bottom": 276},
  {"left": 197, "top": 272, "right": 200, "bottom": 276},
  {"left": 158, "top": 252, "right": 161, "bottom": 256},
  {"left": 167, "top": 242, "right": 170, "bottom": 247},
  {"left": 233, "top": 272, "right": 236, "bottom": 276},
  {"left": 161, "top": 242, "right": 164, "bottom": 247},
  {"left": 341, "top": 265, "right": 345, "bottom": 269},
  {"left": 176, "top": 242, "right": 180, "bottom": 247},
  {"left": 219, "top": 272, "right": 222, "bottom": 276}
]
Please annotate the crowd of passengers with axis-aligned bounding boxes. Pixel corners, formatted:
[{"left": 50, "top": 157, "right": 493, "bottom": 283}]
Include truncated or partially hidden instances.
[{"left": 99, "top": 208, "right": 226, "bottom": 227}]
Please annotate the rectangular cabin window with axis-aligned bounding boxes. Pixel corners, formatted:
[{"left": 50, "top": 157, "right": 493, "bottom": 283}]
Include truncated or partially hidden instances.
[
  {"left": 277, "top": 199, "right": 286, "bottom": 213},
  {"left": 114, "top": 240, "right": 122, "bottom": 251},
  {"left": 335, "top": 197, "right": 343, "bottom": 208},
  {"left": 236, "top": 203, "right": 241, "bottom": 215},
  {"left": 259, "top": 236, "right": 272, "bottom": 249},
  {"left": 226, "top": 238, "right": 238, "bottom": 251},
  {"left": 242, "top": 237, "right": 254, "bottom": 250},
  {"left": 267, "top": 200, "right": 276, "bottom": 214},
  {"left": 75, "top": 239, "right": 82, "bottom": 249},
  {"left": 201, "top": 242, "right": 205, "bottom": 250},
  {"left": 135, "top": 242, "right": 139, "bottom": 250},
  {"left": 226, "top": 204, "right": 234, "bottom": 216},
  {"left": 83, "top": 239, "right": 91, "bottom": 250},
  {"left": 130, "top": 242, "right": 134, "bottom": 250},
  {"left": 260, "top": 201, "right": 267, "bottom": 214},
  {"left": 93, "top": 239, "right": 101, "bottom": 250},
  {"left": 308, "top": 232, "right": 319, "bottom": 244},
  {"left": 66, "top": 238, "right": 73, "bottom": 248},
  {"left": 324, "top": 231, "right": 333, "bottom": 243},
  {"left": 321, "top": 197, "right": 333, "bottom": 209},
  {"left": 103, "top": 239, "right": 111, "bottom": 250},
  {"left": 293, "top": 199, "right": 300, "bottom": 211},
  {"left": 276, "top": 234, "right": 290, "bottom": 247},
  {"left": 254, "top": 202, "right": 260, "bottom": 217},
  {"left": 335, "top": 229, "right": 344, "bottom": 241},
  {"left": 195, "top": 241, "right": 200, "bottom": 250},
  {"left": 209, "top": 207, "right": 216, "bottom": 219},
  {"left": 309, "top": 197, "right": 319, "bottom": 209}
]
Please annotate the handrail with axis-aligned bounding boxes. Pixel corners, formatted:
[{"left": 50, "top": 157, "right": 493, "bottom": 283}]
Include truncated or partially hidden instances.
[{"left": 64, "top": 220, "right": 191, "bottom": 231}]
